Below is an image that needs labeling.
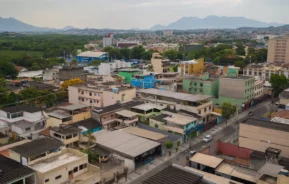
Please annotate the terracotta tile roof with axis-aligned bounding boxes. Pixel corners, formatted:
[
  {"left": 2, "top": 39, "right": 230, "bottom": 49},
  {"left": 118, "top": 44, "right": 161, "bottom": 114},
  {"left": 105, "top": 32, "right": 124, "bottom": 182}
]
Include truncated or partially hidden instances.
[
  {"left": 39, "top": 127, "right": 51, "bottom": 136},
  {"left": 271, "top": 110, "right": 289, "bottom": 119}
]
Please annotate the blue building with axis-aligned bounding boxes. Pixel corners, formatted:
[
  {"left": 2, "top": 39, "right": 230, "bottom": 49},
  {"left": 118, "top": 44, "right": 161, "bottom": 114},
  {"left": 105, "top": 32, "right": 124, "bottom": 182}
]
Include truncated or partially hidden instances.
[
  {"left": 76, "top": 51, "right": 108, "bottom": 63},
  {"left": 131, "top": 74, "right": 157, "bottom": 88}
]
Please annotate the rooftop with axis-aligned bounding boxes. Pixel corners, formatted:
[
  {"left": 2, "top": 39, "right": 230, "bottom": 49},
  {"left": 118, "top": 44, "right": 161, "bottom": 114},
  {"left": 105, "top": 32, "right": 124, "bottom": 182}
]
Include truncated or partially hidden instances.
[
  {"left": 258, "top": 163, "right": 284, "bottom": 177},
  {"left": 222, "top": 76, "right": 254, "bottom": 80},
  {"left": 151, "top": 114, "right": 170, "bottom": 122},
  {"left": 50, "top": 125, "right": 82, "bottom": 135},
  {"left": 2, "top": 104, "right": 41, "bottom": 113},
  {"left": 137, "top": 88, "right": 211, "bottom": 102},
  {"left": 11, "top": 138, "right": 63, "bottom": 158},
  {"left": 215, "top": 162, "right": 257, "bottom": 183},
  {"left": 30, "top": 149, "right": 83, "bottom": 173},
  {"left": 0, "top": 155, "right": 35, "bottom": 184},
  {"left": 77, "top": 51, "right": 107, "bottom": 57},
  {"left": 12, "top": 120, "right": 34, "bottom": 129},
  {"left": 271, "top": 110, "right": 289, "bottom": 119},
  {"left": 121, "top": 127, "right": 167, "bottom": 141},
  {"left": 190, "top": 153, "right": 223, "bottom": 168},
  {"left": 132, "top": 103, "right": 166, "bottom": 111},
  {"left": 93, "top": 101, "right": 144, "bottom": 115},
  {"left": 71, "top": 118, "right": 102, "bottom": 131},
  {"left": 95, "top": 130, "right": 160, "bottom": 158},
  {"left": 141, "top": 165, "right": 202, "bottom": 184},
  {"left": 115, "top": 110, "right": 138, "bottom": 118},
  {"left": 178, "top": 109, "right": 202, "bottom": 118},
  {"left": 164, "top": 113, "right": 197, "bottom": 125},
  {"left": 58, "top": 104, "right": 89, "bottom": 111},
  {"left": 47, "top": 110, "right": 71, "bottom": 119},
  {"left": 241, "top": 118, "right": 289, "bottom": 132},
  {"left": 118, "top": 68, "right": 142, "bottom": 72}
]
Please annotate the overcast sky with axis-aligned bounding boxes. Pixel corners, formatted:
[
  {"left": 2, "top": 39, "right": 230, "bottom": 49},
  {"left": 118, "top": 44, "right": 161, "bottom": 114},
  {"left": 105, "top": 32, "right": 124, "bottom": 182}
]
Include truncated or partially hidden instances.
[{"left": 1, "top": 0, "right": 288, "bottom": 29}]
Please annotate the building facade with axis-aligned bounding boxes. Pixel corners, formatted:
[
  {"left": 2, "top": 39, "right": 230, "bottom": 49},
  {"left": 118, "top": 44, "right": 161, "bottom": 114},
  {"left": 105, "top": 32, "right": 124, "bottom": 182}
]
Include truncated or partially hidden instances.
[
  {"left": 145, "top": 43, "right": 179, "bottom": 53},
  {"left": 98, "top": 60, "right": 131, "bottom": 75},
  {"left": 254, "top": 80, "right": 264, "bottom": 98},
  {"left": 218, "top": 76, "right": 255, "bottom": 108},
  {"left": 76, "top": 51, "right": 108, "bottom": 63},
  {"left": 118, "top": 69, "right": 142, "bottom": 83},
  {"left": 267, "top": 36, "right": 289, "bottom": 63},
  {"left": 131, "top": 74, "right": 157, "bottom": 89},
  {"left": 151, "top": 53, "right": 170, "bottom": 73},
  {"left": 179, "top": 58, "right": 205, "bottom": 76}
]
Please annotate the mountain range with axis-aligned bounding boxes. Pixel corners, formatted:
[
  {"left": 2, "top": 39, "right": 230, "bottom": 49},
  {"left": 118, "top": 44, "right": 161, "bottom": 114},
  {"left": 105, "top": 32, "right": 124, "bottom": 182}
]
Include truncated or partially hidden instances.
[
  {"left": 0, "top": 16, "right": 285, "bottom": 32},
  {"left": 150, "top": 16, "right": 283, "bottom": 30}
]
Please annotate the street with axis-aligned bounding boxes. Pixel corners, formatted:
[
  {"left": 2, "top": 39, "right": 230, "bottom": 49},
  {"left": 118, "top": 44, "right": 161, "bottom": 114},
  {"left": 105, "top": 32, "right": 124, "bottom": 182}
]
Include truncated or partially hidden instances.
[{"left": 117, "top": 100, "right": 272, "bottom": 184}]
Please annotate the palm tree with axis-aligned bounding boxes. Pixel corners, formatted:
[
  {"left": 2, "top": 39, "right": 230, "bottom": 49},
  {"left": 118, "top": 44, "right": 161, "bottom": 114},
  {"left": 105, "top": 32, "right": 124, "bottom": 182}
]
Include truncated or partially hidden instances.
[
  {"left": 85, "top": 131, "right": 96, "bottom": 146},
  {"left": 146, "top": 64, "right": 154, "bottom": 72}
]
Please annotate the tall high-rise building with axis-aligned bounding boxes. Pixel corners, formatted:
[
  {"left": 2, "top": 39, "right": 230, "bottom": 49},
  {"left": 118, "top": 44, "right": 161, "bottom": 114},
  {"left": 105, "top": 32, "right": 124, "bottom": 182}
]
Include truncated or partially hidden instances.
[{"left": 267, "top": 36, "right": 289, "bottom": 63}]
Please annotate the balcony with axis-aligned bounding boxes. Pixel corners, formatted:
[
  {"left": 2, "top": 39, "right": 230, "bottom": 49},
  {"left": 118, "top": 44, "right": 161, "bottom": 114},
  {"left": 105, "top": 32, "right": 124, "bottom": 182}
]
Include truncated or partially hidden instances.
[{"left": 124, "top": 117, "right": 138, "bottom": 126}]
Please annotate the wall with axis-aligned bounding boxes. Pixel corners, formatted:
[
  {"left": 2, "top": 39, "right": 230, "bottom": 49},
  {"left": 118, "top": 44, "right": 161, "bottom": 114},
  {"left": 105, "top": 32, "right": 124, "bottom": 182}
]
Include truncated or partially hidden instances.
[
  {"left": 0, "top": 136, "right": 9, "bottom": 144},
  {"left": 118, "top": 71, "right": 142, "bottom": 83},
  {"left": 46, "top": 117, "right": 62, "bottom": 127},
  {"left": 219, "top": 78, "right": 245, "bottom": 99},
  {"left": 216, "top": 141, "right": 253, "bottom": 159},
  {"left": 151, "top": 53, "right": 163, "bottom": 73},
  {"left": 115, "top": 88, "right": 136, "bottom": 103},
  {"left": 59, "top": 68, "right": 86, "bottom": 81},
  {"left": 9, "top": 149, "right": 21, "bottom": 163},
  {"left": 72, "top": 111, "right": 91, "bottom": 123},
  {"left": 68, "top": 86, "right": 79, "bottom": 104},
  {"left": 218, "top": 96, "right": 245, "bottom": 107}
]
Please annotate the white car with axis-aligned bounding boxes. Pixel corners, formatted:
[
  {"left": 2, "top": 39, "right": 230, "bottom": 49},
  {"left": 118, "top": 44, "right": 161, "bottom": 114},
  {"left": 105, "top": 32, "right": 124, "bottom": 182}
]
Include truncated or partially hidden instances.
[{"left": 203, "top": 135, "right": 212, "bottom": 143}]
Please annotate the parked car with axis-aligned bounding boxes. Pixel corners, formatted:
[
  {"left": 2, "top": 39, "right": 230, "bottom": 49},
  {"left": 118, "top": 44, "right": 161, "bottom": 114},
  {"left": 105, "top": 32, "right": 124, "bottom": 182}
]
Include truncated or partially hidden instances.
[{"left": 203, "top": 135, "right": 212, "bottom": 143}]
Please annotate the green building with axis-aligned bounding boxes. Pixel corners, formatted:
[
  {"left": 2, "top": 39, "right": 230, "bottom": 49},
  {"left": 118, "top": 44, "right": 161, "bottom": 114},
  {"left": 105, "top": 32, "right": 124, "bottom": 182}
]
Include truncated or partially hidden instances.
[
  {"left": 182, "top": 73, "right": 219, "bottom": 99},
  {"left": 118, "top": 69, "right": 142, "bottom": 83},
  {"left": 218, "top": 76, "right": 255, "bottom": 108}
]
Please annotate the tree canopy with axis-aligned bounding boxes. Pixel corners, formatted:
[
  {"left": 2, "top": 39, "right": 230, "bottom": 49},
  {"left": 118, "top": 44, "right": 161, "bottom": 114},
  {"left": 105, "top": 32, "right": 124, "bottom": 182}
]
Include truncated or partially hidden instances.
[
  {"left": 270, "top": 74, "right": 289, "bottom": 95},
  {"left": 0, "top": 60, "right": 18, "bottom": 78},
  {"left": 60, "top": 78, "right": 85, "bottom": 91},
  {"left": 221, "top": 102, "right": 236, "bottom": 121}
]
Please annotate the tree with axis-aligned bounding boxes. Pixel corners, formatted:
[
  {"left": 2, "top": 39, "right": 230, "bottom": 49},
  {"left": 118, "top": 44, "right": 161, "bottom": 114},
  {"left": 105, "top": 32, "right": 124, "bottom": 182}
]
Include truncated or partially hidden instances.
[
  {"left": 31, "top": 62, "right": 41, "bottom": 70},
  {"left": 234, "top": 61, "right": 246, "bottom": 69},
  {"left": 248, "top": 47, "right": 255, "bottom": 55},
  {"left": 141, "top": 51, "right": 153, "bottom": 60},
  {"left": 85, "top": 131, "right": 96, "bottom": 146},
  {"left": 221, "top": 102, "right": 236, "bottom": 124},
  {"left": 164, "top": 50, "right": 177, "bottom": 61},
  {"left": 72, "top": 59, "right": 78, "bottom": 67},
  {"left": 120, "top": 48, "right": 131, "bottom": 60},
  {"left": 0, "top": 78, "right": 8, "bottom": 106},
  {"left": 130, "top": 46, "right": 145, "bottom": 59},
  {"left": 270, "top": 74, "right": 289, "bottom": 96},
  {"left": 81, "top": 149, "right": 99, "bottom": 163},
  {"left": 165, "top": 141, "right": 174, "bottom": 156},
  {"left": 60, "top": 78, "right": 85, "bottom": 91},
  {"left": 146, "top": 64, "right": 154, "bottom": 72},
  {"left": 0, "top": 60, "right": 18, "bottom": 78},
  {"left": 88, "top": 60, "right": 104, "bottom": 66},
  {"left": 236, "top": 43, "right": 245, "bottom": 56}
]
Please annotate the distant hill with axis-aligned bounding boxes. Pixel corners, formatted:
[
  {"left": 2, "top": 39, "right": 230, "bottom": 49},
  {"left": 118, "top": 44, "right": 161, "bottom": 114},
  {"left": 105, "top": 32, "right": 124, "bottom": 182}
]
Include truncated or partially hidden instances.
[
  {"left": 0, "top": 17, "right": 55, "bottom": 32},
  {"left": 62, "top": 26, "right": 78, "bottom": 31},
  {"left": 150, "top": 16, "right": 284, "bottom": 30}
]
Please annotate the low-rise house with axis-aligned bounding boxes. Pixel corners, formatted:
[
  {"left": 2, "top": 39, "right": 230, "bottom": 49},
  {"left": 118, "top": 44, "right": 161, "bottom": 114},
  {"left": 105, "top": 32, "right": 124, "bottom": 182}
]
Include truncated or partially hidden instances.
[
  {"left": 179, "top": 58, "right": 205, "bottom": 76},
  {"left": 0, "top": 104, "right": 47, "bottom": 140},
  {"left": 0, "top": 139, "right": 31, "bottom": 157},
  {"left": 95, "top": 130, "right": 161, "bottom": 170},
  {"left": 92, "top": 101, "right": 143, "bottom": 130},
  {"left": 97, "top": 60, "right": 131, "bottom": 75},
  {"left": 130, "top": 103, "right": 166, "bottom": 123},
  {"left": 131, "top": 74, "right": 157, "bottom": 89},
  {"left": 279, "top": 88, "right": 289, "bottom": 109},
  {"left": 71, "top": 118, "right": 102, "bottom": 135},
  {"left": 0, "top": 154, "right": 36, "bottom": 184},
  {"left": 150, "top": 112, "right": 198, "bottom": 142},
  {"left": 9, "top": 138, "right": 101, "bottom": 184},
  {"left": 118, "top": 68, "right": 142, "bottom": 83},
  {"left": 137, "top": 88, "right": 213, "bottom": 123},
  {"left": 68, "top": 83, "right": 136, "bottom": 107},
  {"left": 50, "top": 125, "right": 82, "bottom": 148},
  {"left": 151, "top": 53, "right": 170, "bottom": 73},
  {"left": 254, "top": 80, "right": 264, "bottom": 99},
  {"left": 46, "top": 104, "right": 91, "bottom": 127}
]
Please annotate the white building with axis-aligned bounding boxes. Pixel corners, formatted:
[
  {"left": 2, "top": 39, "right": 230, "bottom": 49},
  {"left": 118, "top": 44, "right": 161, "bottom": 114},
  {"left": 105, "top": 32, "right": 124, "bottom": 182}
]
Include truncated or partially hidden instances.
[
  {"left": 103, "top": 37, "right": 113, "bottom": 48},
  {"left": 254, "top": 80, "right": 264, "bottom": 98},
  {"left": 0, "top": 104, "right": 46, "bottom": 140},
  {"left": 97, "top": 60, "right": 131, "bottom": 75}
]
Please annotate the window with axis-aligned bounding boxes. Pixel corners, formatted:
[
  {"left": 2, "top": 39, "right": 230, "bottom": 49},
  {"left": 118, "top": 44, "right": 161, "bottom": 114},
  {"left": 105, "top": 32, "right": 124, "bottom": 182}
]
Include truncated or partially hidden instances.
[
  {"left": 198, "top": 110, "right": 201, "bottom": 114},
  {"left": 68, "top": 170, "right": 73, "bottom": 175},
  {"left": 25, "top": 127, "right": 31, "bottom": 131},
  {"left": 74, "top": 167, "right": 78, "bottom": 173},
  {"left": 89, "top": 92, "right": 92, "bottom": 96},
  {"left": 155, "top": 124, "right": 159, "bottom": 128},
  {"left": 83, "top": 163, "right": 87, "bottom": 168},
  {"left": 66, "top": 135, "right": 72, "bottom": 139},
  {"left": 73, "top": 133, "right": 78, "bottom": 137},
  {"left": 200, "top": 83, "right": 203, "bottom": 87},
  {"left": 45, "top": 179, "right": 50, "bottom": 183},
  {"left": 55, "top": 175, "right": 62, "bottom": 180}
]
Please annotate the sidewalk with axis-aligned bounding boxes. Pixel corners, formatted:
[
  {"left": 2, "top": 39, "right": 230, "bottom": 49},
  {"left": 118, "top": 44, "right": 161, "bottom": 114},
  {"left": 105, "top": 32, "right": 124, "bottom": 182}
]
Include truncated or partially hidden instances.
[{"left": 117, "top": 100, "right": 271, "bottom": 184}]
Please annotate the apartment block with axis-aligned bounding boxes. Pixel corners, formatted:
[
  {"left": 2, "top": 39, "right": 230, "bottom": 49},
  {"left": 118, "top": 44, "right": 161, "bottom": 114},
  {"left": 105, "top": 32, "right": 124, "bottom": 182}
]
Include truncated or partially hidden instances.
[
  {"left": 50, "top": 125, "right": 82, "bottom": 148},
  {"left": 219, "top": 76, "right": 255, "bottom": 108},
  {"left": 97, "top": 60, "right": 131, "bottom": 75},
  {"left": 137, "top": 88, "right": 213, "bottom": 123},
  {"left": 68, "top": 83, "right": 136, "bottom": 107},
  {"left": 151, "top": 53, "right": 170, "bottom": 73},
  {"left": 254, "top": 80, "right": 264, "bottom": 98},
  {"left": 145, "top": 43, "right": 179, "bottom": 53},
  {"left": 179, "top": 58, "right": 205, "bottom": 75},
  {"left": 0, "top": 104, "right": 46, "bottom": 140},
  {"left": 267, "top": 36, "right": 289, "bottom": 63},
  {"left": 9, "top": 138, "right": 100, "bottom": 184}
]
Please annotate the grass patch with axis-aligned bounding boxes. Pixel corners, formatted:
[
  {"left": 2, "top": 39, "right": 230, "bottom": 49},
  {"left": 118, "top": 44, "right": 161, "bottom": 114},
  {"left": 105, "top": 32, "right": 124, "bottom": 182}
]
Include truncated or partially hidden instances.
[{"left": 0, "top": 50, "right": 43, "bottom": 58}]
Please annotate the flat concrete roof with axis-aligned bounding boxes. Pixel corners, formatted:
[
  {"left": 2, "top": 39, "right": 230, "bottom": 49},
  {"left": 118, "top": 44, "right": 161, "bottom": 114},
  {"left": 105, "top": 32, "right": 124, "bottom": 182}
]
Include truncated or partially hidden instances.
[
  {"left": 215, "top": 162, "right": 257, "bottom": 183},
  {"left": 184, "top": 167, "right": 243, "bottom": 184},
  {"left": 95, "top": 130, "right": 160, "bottom": 158},
  {"left": 47, "top": 111, "right": 71, "bottom": 119},
  {"left": 115, "top": 110, "right": 138, "bottom": 118},
  {"left": 190, "top": 153, "right": 223, "bottom": 168},
  {"left": 132, "top": 103, "right": 166, "bottom": 111},
  {"left": 58, "top": 104, "right": 89, "bottom": 111},
  {"left": 137, "top": 88, "right": 211, "bottom": 102},
  {"left": 164, "top": 113, "right": 197, "bottom": 125},
  {"left": 121, "top": 127, "right": 167, "bottom": 141},
  {"left": 258, "top": 163, "right": 284, "bottom": 177},
  {"left": 31, "top": 152, "right": 81, "bottom": 173}
]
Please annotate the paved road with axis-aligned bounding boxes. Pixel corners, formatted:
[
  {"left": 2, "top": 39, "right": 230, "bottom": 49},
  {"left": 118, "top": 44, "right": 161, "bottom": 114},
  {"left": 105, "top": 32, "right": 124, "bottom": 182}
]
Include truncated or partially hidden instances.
[{"left": 118, "top": 101, "right": 271, "bottom": 184}]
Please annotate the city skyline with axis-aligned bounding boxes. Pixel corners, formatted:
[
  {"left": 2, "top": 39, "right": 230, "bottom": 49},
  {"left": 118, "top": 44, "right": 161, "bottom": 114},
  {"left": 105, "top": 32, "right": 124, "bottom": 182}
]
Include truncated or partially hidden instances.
[{"left": 1, "top": 0, "right": 289, "bottom": 29}]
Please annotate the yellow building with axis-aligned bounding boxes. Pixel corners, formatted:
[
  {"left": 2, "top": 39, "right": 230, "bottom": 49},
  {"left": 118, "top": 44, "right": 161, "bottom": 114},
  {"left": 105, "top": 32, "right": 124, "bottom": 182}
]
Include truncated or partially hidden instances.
[{"left": 180, "top": 58, "right": 205, "bottom": 75}]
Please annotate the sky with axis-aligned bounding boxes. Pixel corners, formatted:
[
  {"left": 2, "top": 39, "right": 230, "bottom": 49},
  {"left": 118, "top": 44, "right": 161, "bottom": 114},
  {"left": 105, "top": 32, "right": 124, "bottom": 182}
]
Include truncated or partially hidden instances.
[{"left": 1, "top": 0, "right": 289, "bottom": 29}]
